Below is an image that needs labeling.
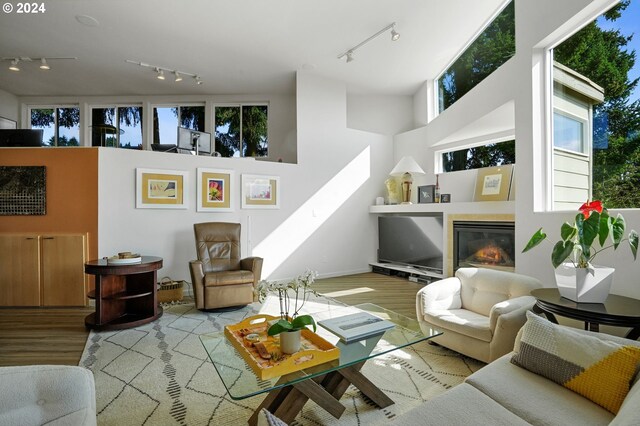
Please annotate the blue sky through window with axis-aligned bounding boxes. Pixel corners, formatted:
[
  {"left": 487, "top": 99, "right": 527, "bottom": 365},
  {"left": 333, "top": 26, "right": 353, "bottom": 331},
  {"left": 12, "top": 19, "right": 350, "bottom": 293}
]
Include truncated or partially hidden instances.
[{"left": 597, "top": 1, "right": 640, "bottom": 101}]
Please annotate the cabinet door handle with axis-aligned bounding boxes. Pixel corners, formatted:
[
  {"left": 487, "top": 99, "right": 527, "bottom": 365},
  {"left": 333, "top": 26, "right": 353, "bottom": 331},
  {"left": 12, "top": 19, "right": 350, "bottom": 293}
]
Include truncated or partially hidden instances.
[
  {"left": 43, "top": 237, "right": 55, "bottom": 240},
  {"left": 25, "top": 237, "right": 35, "bottom": 240}
]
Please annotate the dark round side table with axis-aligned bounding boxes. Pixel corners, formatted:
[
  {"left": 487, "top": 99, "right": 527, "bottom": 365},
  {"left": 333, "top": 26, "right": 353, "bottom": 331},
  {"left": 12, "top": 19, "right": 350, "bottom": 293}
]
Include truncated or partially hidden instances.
[
  {"left": 531, "top": 288, "right": 640, "bottom": 340},
  {"left": 84, "top": 256, "right": 163, "bottom": 330}
]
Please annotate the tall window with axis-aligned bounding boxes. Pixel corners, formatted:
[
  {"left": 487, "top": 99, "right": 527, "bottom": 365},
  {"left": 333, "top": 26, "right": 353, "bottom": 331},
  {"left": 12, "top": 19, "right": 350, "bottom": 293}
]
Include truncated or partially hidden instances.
[
  {"left": 214, "top": 104, "right": 268, "bottom": 157},
  {"left": 152, "top": 105, "right": 205, "bottom": 146},
  {"left": 30, "top": 107, "right": 80, "bottom": 146},
  {"left": 441, "top": 140, "right": 515, "bottom": 172},
  {"left": 437, "top": 0, "right": 515, "bottom": 113},
  {"left": 551, "top": 0, "right": 639, "bottom": 209},
  {"left": 91, "top": 106, "right": 143, "bottom": 148}
]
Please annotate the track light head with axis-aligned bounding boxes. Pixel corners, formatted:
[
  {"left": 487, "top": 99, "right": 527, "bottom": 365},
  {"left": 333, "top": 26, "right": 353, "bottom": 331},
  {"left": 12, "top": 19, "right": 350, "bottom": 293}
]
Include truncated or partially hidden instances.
[
  {"left": 9, "top": 59, "right": 20, "bottom": 72},
  {"left": 174, "top": 71, "right": 182, "bottom": 82},
  {"left": 391, "top": 26, "right": 400, "bottom": 41},
  {"left": 195, "top": 75, "right": 203, "bottom": 85},
  {"left": 346, "top": 51, "right": 354, "bottom": 63},
  {"left": 39, "top": 58, "right": 50, "bottom": 70},
  {"left": 156, "top": 68, "right": 165, "bottom": 80}
]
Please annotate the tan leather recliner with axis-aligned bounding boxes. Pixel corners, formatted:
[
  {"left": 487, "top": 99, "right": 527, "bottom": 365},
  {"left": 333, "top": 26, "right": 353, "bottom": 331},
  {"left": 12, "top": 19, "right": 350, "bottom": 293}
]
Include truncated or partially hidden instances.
[
  {"left": 416, "top": 267, "right": 542, "bottom": 363},
  {"left": 189, "top": 222, "right": 263, "bottom": 310}
]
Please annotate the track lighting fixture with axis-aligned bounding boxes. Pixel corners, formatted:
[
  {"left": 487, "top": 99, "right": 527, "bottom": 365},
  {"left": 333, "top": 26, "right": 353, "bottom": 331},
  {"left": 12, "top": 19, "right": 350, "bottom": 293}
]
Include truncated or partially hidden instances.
[
  {"left": 126, "top": 60, "right": 203, "bottom": 85},
  {"left": 2, "top": 56, "right": 77, "bottom": 72},
  {"left": 391, "top": 25, "right": 400, "bottom": 41},
  {"left": 346, "top": 51, "right": 354, "bottom": 63},
  {"left": 337, "top": 22, "right": 400, "bottom": 63}
]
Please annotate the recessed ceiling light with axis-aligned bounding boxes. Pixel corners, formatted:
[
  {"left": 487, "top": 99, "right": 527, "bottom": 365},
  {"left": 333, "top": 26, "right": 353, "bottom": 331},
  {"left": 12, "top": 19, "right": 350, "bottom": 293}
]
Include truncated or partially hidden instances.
[{"left": 75, "top": 14, "right": 99, "bottom": 27}]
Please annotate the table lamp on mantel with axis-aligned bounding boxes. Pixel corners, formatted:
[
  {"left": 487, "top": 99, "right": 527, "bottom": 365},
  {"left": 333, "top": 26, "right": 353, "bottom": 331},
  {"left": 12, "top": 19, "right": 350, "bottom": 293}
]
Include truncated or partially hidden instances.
[{"left": 390, "top": 156, "right": 425, "bottom": 204}]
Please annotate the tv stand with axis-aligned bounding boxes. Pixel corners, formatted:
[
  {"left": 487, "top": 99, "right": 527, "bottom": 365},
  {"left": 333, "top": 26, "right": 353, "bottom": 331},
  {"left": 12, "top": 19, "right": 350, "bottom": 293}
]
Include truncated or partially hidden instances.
[{"left": 370, "top": 262, "right": 443, "bottom": 284}]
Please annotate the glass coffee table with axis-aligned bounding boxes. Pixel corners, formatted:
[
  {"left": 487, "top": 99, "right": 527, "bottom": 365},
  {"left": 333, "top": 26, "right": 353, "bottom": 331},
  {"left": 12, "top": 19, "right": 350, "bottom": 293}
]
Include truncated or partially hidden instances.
[{"left": 199, "top": 303, "right": 442, "bottom": 425}]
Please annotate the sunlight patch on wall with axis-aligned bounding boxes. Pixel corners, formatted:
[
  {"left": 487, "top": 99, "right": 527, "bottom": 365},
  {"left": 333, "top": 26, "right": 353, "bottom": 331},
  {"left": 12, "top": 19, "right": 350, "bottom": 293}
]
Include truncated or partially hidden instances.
[{"left": 254, "top": 147, "right": 371, "bottom": 277}]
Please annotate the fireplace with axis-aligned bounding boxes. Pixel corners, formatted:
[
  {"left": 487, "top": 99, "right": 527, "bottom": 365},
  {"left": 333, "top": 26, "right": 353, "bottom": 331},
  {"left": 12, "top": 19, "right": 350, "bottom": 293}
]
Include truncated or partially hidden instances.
[{"left": 453, "top": 221, "right": 515, "bottom": 271}]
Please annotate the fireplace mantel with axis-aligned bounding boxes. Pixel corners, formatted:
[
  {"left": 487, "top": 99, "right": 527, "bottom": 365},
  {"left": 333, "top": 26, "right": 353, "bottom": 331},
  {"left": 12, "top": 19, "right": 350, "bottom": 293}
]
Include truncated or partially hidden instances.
[{"left": 369, "top": 201, "right": 515, "bottom": 215}]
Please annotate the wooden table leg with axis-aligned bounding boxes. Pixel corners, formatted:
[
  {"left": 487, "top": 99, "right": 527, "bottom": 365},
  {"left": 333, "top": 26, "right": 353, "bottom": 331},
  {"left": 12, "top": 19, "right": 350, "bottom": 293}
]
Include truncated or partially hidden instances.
[
  {"left": 532, "top": 304, "right": 558, "bottom": 324},
  {"left": 247, "top": 359, "right": 394, "bottom": 425},
  {"left": 338, "top": 364, "right": 394, "bottom": 408}
]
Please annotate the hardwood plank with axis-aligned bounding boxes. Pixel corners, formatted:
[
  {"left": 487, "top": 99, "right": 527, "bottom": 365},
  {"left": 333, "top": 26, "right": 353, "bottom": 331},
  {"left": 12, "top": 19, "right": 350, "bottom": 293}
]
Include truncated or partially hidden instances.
[{"left": 0, "top": 272, "right": 421, "bottom": 367}]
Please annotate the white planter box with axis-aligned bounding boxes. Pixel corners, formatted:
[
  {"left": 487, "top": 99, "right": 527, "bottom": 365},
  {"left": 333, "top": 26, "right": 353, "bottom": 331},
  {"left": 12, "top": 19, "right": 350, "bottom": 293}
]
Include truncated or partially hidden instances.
[{"left": 554, "top": 263, "right": 614, "bottom": 303}]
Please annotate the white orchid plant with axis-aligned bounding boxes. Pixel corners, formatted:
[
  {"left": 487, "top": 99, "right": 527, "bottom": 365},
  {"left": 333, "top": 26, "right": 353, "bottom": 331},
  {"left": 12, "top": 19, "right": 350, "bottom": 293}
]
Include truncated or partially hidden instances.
[{"left": 255, "top": 270, "right": 319, "bottom": 336}]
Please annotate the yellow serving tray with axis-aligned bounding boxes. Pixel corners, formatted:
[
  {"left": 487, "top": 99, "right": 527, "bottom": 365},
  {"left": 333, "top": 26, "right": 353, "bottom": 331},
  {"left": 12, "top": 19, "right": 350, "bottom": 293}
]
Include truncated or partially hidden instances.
[{"left": 224, "top": 314, "right": 340, "bottom": 380}]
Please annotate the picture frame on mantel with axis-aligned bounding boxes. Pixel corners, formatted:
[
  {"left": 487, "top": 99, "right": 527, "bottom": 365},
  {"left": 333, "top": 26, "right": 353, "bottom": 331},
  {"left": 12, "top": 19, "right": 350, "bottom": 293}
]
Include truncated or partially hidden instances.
[
  {"left": 418, "top": 185, "right": 435, "bottom": 203},
  {"left": 473, "top": 164, "right": 513, "bottom": 202}
]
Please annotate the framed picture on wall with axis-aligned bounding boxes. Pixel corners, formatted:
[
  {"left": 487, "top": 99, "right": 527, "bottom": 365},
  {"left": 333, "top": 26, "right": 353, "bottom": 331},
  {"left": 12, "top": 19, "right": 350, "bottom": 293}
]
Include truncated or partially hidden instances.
[
  {"left": 241, "top": 174, "right": 280, "bottom": 209},
  {"left": 197, "top": 168, "right": 233, "bottom": 212},
  {"left": 473, "top": 164, "right": 513, "bottom": 202},
  {"left": 136, "top": 168, "right": 188, "bottom": 209}
]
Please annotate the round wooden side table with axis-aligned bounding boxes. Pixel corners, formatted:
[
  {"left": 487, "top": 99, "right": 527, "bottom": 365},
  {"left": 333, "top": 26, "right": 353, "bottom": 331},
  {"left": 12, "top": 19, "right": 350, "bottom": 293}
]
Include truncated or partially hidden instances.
[{"left": 84, "top": 256, "right": 163, "bottom": 330}]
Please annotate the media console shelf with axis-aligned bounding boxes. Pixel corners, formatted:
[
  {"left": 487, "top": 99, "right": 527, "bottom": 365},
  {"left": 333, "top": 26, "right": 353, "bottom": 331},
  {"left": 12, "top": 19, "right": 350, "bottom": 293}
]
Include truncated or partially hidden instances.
[
  {"left": 370, "top": 262, "right": 443, "bottom": 284},
  {"left": 84, "top": 256, "right": 163, "bottom": 330}
]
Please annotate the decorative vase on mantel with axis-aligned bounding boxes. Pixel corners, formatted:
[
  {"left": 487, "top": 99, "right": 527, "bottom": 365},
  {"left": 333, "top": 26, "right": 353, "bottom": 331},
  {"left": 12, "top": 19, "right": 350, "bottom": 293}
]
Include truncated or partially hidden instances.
[
  {"left": 554, "top": 263, "right": 615, "bottom": 303},
  {"left": 279, "top": 329, "right": 302, "bottom": 354}
]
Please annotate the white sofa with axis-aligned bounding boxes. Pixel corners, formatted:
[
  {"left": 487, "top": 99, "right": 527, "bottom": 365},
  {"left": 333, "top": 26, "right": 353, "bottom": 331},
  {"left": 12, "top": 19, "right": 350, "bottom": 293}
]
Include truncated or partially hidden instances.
[
  {"left": 391, "top": 322, "right": 640, "bottom": 425},
  {"left": 416, "top": 267, "right": 542, "bottom": 362},
  {"left": 0, "top": 365, "right": 96, "bottom": 426}
]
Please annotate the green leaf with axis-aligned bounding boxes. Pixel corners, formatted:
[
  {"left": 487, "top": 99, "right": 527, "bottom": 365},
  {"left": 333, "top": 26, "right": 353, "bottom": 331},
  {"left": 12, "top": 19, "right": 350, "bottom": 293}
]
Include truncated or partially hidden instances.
[
  {"left": 522, "top": 228, "right": 546, "bottom": 253},
  {"left": 551, "top": 240, "right": 574, "bottom": 269},
  {"left": 291, "top": 315, "right": 317, "bottom": 332},
  {"left": 610, "top": 214, "right": 625, "bottom": 249},
  {"left": 581, "top": 211, "right": 600, "bottom": 248},
  {"left": 267, "top": 319, "right": 293, "bottom": 336},
  {"left": 598, "top": 209, "right": 610, "bottom": 247},
  {"left": 629, "top": 230, "right": 638, "bottom": 260},
  {"left": 560, "top": 222, "right": 576, "bottom": 241}
]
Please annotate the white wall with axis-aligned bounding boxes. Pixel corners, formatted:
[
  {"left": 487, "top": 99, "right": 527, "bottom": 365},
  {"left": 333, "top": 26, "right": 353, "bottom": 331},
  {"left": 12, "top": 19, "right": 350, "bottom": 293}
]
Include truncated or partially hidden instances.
[
  {"left": 0, "top": 88, "right": 19, "bottom": 123},
  {"left": 346, "top": 94, "right": 413, "bottom": 136},
  {"left": 98, "top": 72, "right": 393, "bottom": 282}
]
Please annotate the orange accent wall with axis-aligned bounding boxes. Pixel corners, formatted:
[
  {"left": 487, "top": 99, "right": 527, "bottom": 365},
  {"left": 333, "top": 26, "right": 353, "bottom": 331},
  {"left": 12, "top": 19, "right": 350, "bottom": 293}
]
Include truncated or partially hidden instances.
[{"left": 0, "top": 148, "right": 99, "bottom": 289}]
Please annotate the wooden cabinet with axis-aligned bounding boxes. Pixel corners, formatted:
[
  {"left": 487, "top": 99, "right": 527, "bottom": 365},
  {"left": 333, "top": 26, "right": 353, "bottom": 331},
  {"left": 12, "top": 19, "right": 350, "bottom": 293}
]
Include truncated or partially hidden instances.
[
  {"left": 0, "top": 235, "right": 41, "bottom": 306},
  {"left": 0, "top": 233, "right": 87, "bottom": 307}
]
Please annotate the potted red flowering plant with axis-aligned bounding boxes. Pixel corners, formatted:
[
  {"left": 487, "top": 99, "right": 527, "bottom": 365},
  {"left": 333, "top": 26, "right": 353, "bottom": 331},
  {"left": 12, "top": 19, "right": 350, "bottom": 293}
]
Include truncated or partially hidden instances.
[{"left": 523, "top": 200, "right": 638, "bottom": 302}]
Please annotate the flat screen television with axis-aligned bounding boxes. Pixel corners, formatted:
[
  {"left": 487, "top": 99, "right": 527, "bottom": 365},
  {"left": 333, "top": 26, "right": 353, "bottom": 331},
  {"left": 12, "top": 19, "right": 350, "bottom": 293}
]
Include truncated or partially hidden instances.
[
  {"left": 378, "top": 215, "right": 444, "bottom": 274},
  {"left": 177, "top": 127, "right": 211, "bottom": 155},
  {"left": 0, "top": 129, "right": 43, "bottom": 147}
]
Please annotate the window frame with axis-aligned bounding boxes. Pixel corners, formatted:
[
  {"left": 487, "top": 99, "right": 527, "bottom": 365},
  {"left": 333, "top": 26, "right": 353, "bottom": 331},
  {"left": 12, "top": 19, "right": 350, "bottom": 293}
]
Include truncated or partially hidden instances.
[
  {"left": 435, "top": 134, "right": 516, "bottom": 174},
  {"left": 213, "top": 102, "right": 269, "bottom": 158},
  {"left": 151, "top": 103, "right": 206, "bottom": 147},
  {"left": 90, "top": 104, "right": 144, "bottom": 148},
  {"left": 28, "top": 104, "right": 81, "bottom": 147},
  {"left": 434, "top": 0, "right": 515, "bottom": 116}
]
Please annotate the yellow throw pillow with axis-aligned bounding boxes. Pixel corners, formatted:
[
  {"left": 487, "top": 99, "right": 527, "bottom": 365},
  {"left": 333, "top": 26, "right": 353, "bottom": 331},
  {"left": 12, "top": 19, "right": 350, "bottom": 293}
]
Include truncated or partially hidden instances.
[{"left": 511, "top": 311, "right": 640, "bottom": 414}]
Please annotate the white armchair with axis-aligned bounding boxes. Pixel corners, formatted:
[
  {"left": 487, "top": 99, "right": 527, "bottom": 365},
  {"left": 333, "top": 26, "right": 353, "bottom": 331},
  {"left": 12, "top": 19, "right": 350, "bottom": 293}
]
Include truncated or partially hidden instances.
[
  {"left": 0, "top": 365, "right": 96, "bottom": 426},
  {"left": 417, "top": 267, "right": 542, "bottom": 363}
]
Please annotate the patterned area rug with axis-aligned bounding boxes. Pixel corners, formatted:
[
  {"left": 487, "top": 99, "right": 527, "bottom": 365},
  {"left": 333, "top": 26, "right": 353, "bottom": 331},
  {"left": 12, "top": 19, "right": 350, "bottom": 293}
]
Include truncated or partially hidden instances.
[{"left": 79, "top": 296, "right": 483, "bottom": 425}]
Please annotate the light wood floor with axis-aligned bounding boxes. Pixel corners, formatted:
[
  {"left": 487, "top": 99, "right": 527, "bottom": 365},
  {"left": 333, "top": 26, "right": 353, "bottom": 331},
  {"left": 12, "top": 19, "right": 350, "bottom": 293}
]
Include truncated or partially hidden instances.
[{"left": 0, "top": 272, "right": 421, "bottom": 367}]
